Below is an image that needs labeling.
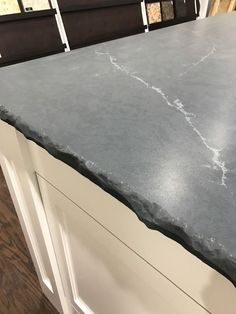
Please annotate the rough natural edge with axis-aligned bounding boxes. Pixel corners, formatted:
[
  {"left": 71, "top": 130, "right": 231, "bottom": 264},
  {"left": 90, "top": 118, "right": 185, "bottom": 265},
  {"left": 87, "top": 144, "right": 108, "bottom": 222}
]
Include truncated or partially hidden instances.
[{"left": 1, "top": 105, "right": 236, "bottom": 288}]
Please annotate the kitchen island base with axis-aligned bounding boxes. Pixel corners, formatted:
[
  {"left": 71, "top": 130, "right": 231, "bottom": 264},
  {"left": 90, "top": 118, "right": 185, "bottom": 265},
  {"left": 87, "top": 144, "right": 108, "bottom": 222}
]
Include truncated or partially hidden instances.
[{"left": 0, "top": 119, "right": 236, "bottom": 314}]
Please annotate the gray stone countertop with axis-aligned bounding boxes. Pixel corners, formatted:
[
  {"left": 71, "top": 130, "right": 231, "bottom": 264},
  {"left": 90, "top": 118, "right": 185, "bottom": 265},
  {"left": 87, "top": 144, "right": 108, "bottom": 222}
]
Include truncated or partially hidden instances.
[{"left": 0, "top": 12, "right": 236, "bottom": 286}]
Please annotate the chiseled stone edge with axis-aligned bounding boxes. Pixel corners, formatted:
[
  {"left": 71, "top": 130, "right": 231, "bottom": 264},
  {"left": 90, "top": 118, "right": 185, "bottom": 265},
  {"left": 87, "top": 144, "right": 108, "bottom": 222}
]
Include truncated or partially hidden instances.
[{"left": 1, "top": 105, "right": 236, "bottom": 288}]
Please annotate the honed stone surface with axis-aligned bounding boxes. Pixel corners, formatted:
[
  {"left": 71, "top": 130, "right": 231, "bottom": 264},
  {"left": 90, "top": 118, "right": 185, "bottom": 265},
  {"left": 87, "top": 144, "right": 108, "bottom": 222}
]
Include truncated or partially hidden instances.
[{"left": 0, "top": 13, "right": 236, "bottom": 286}]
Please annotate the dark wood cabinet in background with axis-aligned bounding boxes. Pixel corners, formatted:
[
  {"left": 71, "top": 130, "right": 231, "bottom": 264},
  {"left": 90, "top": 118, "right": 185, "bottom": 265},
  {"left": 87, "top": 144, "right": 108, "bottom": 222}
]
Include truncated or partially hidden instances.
[
  {"left": 0, "top": 10, "right": 64, "bottom": 66},
  {"left": 57, "top": 0, "right": 145, "bottom": 49},
  {"left": 0, "top": 0, "right": 199, "bottom": 67},
  {"left": 0, "top": 0, "right": 64, "bottom": 67}
]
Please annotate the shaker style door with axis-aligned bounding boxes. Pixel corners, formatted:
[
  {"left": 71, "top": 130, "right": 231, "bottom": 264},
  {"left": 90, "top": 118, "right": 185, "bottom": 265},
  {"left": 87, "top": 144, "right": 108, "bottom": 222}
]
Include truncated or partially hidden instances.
[
  {"left": 0, "top": 121, "right": 64, "bottom": 313},
  {"left": 37, "top": 175, "right": 209, "bottom": 314}
]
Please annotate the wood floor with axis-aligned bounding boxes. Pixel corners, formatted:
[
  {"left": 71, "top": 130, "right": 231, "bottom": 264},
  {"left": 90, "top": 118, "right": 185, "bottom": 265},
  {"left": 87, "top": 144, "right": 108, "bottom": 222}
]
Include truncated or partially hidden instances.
[{"left": 0, "top": 167, "right": 58, "bottom": 314}]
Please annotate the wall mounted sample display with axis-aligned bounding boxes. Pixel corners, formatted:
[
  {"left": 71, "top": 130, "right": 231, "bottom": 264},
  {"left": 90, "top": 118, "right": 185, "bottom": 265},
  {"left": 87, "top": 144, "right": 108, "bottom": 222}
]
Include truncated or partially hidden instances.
[
  {"left": 0, "top": 9, "right": 64, "bottom": 66},
  {"left": 21, "top": 0, "right": 51, "bottom": 12},
  {"left": 146, "top": 2, "right": 162, "bottom": 23},
  {"left": 175, "top": 0, "right": 187, "bottom": 17},
  {"left": 57, "top": 0, "right": 145, "bottom": 49},
  {"left": 0, "top": 0, "right": 66, "bottom": 66},
  {"left": 0, "top": 0, "right": 20, "bottom": 15},
  {"left": 161, "top": 1, "right": 174, "bottom": 20},
  {"left": 145, "top": 0, "right": 198, "bottom": 30}
]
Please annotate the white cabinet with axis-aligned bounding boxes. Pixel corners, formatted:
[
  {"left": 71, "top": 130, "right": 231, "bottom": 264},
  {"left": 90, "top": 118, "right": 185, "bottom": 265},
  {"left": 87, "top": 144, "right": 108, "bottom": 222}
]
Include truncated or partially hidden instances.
[
  {"left": 37, "top": 176, "right": 208, "bottom": 314},
  {"left": 0, "top": 121, "right": 68, "bottom": 314},
  {"left": 1, "top": 119, "right": 236, "bottom": 314}
]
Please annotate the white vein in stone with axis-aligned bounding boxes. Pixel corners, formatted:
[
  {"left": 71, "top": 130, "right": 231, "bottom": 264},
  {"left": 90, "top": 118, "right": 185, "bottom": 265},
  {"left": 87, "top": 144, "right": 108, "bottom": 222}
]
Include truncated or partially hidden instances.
[
  {"left": 173, "top": 99, "right": 228, "bottom": 187},
  {"left": 179, "top": 45, "right": 216, "bottom": 77},
  {"left": 95, "top": 50, "right": 229, "bottom": 187}
]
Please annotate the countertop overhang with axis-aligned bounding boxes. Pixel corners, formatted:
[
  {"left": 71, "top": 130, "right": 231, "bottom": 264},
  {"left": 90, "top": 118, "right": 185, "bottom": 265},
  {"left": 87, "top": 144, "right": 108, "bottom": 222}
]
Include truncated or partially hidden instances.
[{"left": 0, "top": 12, "right": 236, "bottom": 286}]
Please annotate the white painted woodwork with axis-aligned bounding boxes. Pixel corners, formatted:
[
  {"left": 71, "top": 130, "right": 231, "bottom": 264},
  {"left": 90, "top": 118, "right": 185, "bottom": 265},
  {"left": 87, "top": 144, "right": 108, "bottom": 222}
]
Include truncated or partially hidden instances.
[
  {"left": 28, "top": 137, "right": 236, "bottom": 314},
  {"left": 0, "top": 155, "right": 53, "bottom": 294},
  {"left": 37, "top": 176, "right": 209, "bottom": 314},
  {"left": 0, "top": 121, "right": 69, "bottom": 314},
  {"left": 198, "top": 0, "right": 210, "bottom": 18},
  {"left": 50, "top": 0, "right": 70, "bottom": 52},
  {"left": 0, "top": 119, "right": 236, "bottom": 314},
  {"left": 141, "top": 1, "right": 149, "bottom": 32}
]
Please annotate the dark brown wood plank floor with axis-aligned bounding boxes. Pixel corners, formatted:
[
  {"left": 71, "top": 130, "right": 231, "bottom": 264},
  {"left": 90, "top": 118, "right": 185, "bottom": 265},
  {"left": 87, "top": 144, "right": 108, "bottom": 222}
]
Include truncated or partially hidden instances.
[{"left": 0, "top": 167, "right": 59, "bottom": 314}]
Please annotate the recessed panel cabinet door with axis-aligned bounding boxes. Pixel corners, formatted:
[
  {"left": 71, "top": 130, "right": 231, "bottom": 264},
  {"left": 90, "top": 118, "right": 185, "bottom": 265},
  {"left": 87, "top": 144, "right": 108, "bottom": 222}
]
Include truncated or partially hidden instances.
[{"left": 37, "top": 175, "right": 208, "bottom": 314}]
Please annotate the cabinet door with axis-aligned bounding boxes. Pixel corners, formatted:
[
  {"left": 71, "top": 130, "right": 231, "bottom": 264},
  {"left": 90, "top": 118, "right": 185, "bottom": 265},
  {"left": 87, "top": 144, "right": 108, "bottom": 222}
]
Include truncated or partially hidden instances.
[
  {"left": 37, "top": 175, "right": 209, "bottom": 314},
  {"left": 0, "top": 121, "right": 64, "bottom": 313}
]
